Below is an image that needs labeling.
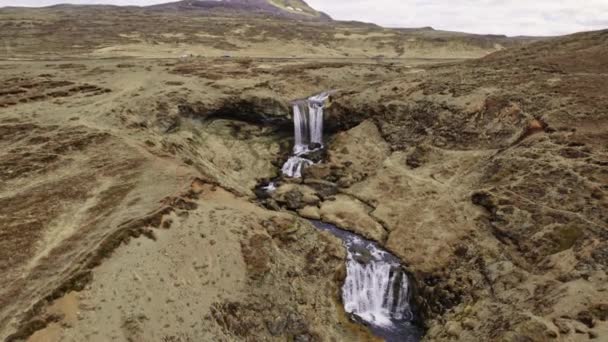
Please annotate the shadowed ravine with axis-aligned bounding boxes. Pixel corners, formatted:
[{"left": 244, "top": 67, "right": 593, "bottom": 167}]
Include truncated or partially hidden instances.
[{"left": 274, "top": 93, "right": 423, "bottom": 341}]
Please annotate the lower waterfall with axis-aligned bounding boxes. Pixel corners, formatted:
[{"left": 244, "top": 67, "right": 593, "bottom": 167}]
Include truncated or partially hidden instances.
[
  {"left": 282, "top": 92, "right": 330, "bottom": 178},
  {"left": 312, "top": 221, "right": 422, "bottom": 342},
  {"left": 343, "top": 259, "right": 412, "bottom": 326}
]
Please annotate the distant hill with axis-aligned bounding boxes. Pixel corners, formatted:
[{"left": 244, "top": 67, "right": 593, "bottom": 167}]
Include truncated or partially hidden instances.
[
  {"left": 0, "top": 0, "right": 535, "bottom": 60},
  {"left": 147, "top": 0, "right": 332, "bottom": 20}
]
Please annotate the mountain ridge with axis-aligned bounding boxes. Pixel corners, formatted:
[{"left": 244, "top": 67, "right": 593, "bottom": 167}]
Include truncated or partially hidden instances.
[
  {"left": 148, "top": 0, "right": 331, "bottom": 20},
  {"left": 6, "top": 0, "right": 329, "bottom": 20},
  {"left": 0, "top": 1, "right": 533, "bottom": 60}
]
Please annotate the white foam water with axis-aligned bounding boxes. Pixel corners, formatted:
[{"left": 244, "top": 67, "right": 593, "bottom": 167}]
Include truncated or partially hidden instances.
[
  {"left": 262, "top": 181, "right": 277, "bottom": 193},
  {"left": 343, "top": 255, "right": 412, "bottom": 327},
  {"left": 281, "top": 156, "right": 313, "bottom": 179},
  {"left": 282, "top": 92, "right": 330, "bottom": 178},
  {"left": 292, "top": 102, "right": 309, "bottom": 154},
  {"left": 311, "top": 221, "right": 420, "bottom": 342},
  {"left": 308, "top": 95, "right": 325, "bottom": 145}
]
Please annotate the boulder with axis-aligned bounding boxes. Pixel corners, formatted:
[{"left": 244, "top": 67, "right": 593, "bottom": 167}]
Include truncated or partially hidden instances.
[{"left": 298, "top": 206, "right": 321, "bottom": 220}]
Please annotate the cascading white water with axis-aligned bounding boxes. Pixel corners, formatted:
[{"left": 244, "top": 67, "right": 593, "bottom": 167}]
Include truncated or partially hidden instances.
[
  {"left": 282, "top": 92, "right": 330, "bottom": 178},
  {"left": 308, "top": 96, "right": 325, "bottom": 145},
  {"left": 311, "top": 221, "right": 418, "bottom": 341},
  {"left": 281, "top": 156, "right": 313, "bottom": 179},
  {"left": 343, "top": 246, "right": 412, "bottom": 327},
  {"left": 292, "top": 102, "right": 309, "bottom": 154}
]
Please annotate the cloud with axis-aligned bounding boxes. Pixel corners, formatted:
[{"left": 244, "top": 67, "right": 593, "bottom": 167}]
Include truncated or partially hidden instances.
[
  {"left": 306, "top": 0, "right": 608, "bottom": 36},
  {"left": 0, "top": 0, "right": 606, "bottom": 36}
]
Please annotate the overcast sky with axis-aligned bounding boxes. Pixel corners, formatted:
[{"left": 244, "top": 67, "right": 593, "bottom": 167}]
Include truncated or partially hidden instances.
[{"left": 1, "top": 0, "right": 607, "bottom": 36}]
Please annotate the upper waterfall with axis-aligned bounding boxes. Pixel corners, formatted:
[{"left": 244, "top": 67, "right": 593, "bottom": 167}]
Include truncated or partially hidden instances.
[{"left": 282, "top": 92, "right": 330, "bottom": 178}]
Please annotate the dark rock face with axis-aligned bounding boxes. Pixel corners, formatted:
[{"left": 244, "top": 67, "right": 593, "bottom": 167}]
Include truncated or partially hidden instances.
[
  {"left": 350, "top": 245, "right": 374, "bottom": 264},
  {"left": 300, "top": 147, "right": 326, "bottom": 164},
  {"left": 179, "top": 96, "right": 292, "bottom": 129}
]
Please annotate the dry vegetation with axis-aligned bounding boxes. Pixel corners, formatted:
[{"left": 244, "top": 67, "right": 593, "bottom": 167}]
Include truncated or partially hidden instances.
[
  {"left": 0, "top": 4, "right": 526, "bottom": 59},
  {"left": 0, "top": 2, "right": 606, "bottom": 341}
]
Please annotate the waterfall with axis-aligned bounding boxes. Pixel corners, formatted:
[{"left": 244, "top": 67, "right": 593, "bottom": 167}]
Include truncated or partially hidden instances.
[
  {"left": 343, "top": 253, "right": 412, "bottom": 327},
  {"left": 308, "top": 94, "right": 326, "bottom": 145},
  {"left": 282, "top": 92, "right": 330, "bottom": 178},
  {"left": 292, "top": 102, "right": 311, "bottom": 155},
  {"left": 311, "top": 221, "right": 418, "bottom": 340}
]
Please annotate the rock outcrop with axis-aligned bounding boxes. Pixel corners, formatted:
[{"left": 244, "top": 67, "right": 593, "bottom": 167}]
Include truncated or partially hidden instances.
[
  {"left": 266, "top": 29, "right": 608, "bottom": 341},
  {"left": 315, "top": 30, "right": 608, "bottom": 341}
]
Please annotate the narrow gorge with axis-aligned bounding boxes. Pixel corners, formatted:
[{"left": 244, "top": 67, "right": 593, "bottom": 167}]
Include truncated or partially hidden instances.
[{"left": 265, "top": 93, "right": 423, "bottom": 341}]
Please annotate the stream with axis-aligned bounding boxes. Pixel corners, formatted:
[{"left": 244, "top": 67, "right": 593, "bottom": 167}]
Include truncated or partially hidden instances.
[{"left": 269, "top": 92, "right": 423, "bottom": 341}]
